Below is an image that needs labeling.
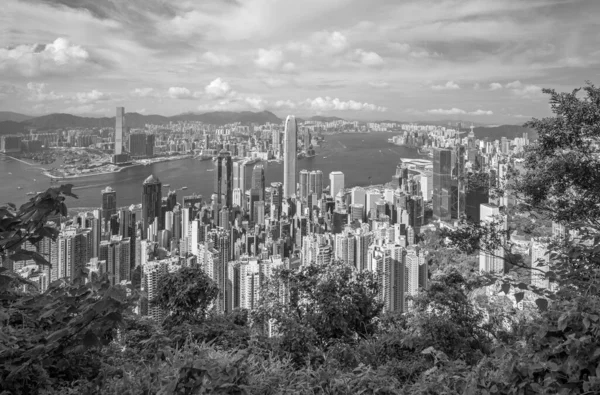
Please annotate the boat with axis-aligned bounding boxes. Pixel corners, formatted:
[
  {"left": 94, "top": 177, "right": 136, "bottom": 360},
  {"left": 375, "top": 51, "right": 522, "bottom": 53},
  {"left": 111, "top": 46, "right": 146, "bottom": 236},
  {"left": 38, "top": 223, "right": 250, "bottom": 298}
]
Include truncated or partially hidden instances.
[
  {"left": 26, "top": 192, "right": 36, "bottom": 196},
  {"left": 17, "top": 186, "right": 22, "bottom": 190},
  {"left": 207, "top": 169, "right": 214, "bottom": 172},
  {"left": 323, "top": 156, "right": 328, "bottom": 159},
  {"left": 8, "top": 172, "right": 12, "bottom": 175},
  {"left": 181, "top": 186, "right": 188, "bottom": 190},
  {"left": 33, "top": 179, "right": 36, "bottom": 182},
  {"left": 163, "top": 184, "right": 171, "bottom": 187}
]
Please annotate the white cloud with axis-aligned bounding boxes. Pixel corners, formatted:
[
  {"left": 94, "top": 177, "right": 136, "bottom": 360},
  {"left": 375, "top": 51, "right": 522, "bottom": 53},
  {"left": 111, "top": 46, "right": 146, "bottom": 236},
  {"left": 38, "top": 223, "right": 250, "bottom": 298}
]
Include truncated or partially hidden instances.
[
  {"left": 167, "top": 86, "right": 198, "bottom": 99},
  {"left": 427, "top": 108, "right": 467, "bottom": 115},
  {"left": 431, "top": 81, "right": 460, "bottom": 90},
  {"left": 354, "top": 49, "right": 384, "bottom": 66},
  {"left": 389, "top": 43, "right": 411, "bottom": 53},
  {"left": 506, "top": 81, "right": 544, "bottom": 99},
  {"left": 469, "top": 109, "right": 494, "bottom": 115},
  {"left": 75, "top": 90, "right": 111, "bottom": 104},
  {"left": 0, "top": 38, "right": 91, "bottom": 77},
  {"left": 303, "top": 96, "right": 387, "bottom": 112},
  {"left": 204, "top": 78, "right": 234, "bottom": 99},
  {"left": 245, "top": 96, "right": 269, "bottom": 110},
  {"left": 131, "top": 88, "right": 159, "bottom": 98},
  {"left": 262, "top": 78, "right": 289, "bottom": 88},
  {"left": 282, "top": 62, "right": 296, "bottom": 73},
  {"left": 369, "top": 81, "right": 390, "bottom": 89},
  {"left": 63, "top": 104, "right": 105, "bottom": 114},
  {"left": 409, "top": 50, "right": 441, "bottom": 59},
  {"left": 201, "top": 52, "right": 233, "bottom": 66},
  {"left": 254, "top": 48, "right": 283, "bottom": 70},
  {"left": 273, "top": 100, "right": 296, "bottom": 109},
  {"left": 311, "top": 31, "right": 349, "bottom": 54},
  {"left": 26, "top": 82, "right": 63, "bottom": 102},
  {"left": 138, "top": 108, "right": 147, "bottom": 114},
  {"left": 473, "top": 83, "right": 480, "bottom": 90},
  {"left": 489, "top": 82, "right": 503, "bottom": 91}
]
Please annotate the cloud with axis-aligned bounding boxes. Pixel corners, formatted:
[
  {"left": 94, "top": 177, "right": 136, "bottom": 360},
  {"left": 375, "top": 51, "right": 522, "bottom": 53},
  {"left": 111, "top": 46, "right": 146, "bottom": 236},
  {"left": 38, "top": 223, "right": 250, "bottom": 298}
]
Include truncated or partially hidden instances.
[
  {"left": 204, "top": 78, "right": 234, "bottom": 98},
  {"left": 244, "top": 96, "right": 269, "bottom": 110},
  {"left": 369, "top": 81, "right": 390, "bottom": 88},
  {"left": 354, "top": 49, "right": 384, "bottom": 66},
  {"left": 506, "top": 80, "right": 544, "bottom": 98},
  {"left": 282, "top": 62, "right": 296, "bottom": 73},
  {"left": 409, "top": 50, "right": 441, "bottom": 59},
  {"left": 262, "top": 77, "right": 289, "bottom": 88},
  {"left": 0, "top": 84, "right": 18, "bottom": 98},
  {"left": 304, "top": 96, "right": 387, "bottom": 112},
  {"left": 311, "top": 31, "right": 349, "bottom": 54},
  {"left": 168, "top": 86, "right": 200, "bottom": 99},
  {"left": 75, "top": 90, "right": 111, "bottom": 104},
  {"left": 254, "top": 48, "right": 283, "bottom": 70},
  {"left": 473, "top": 83, "right": 481, "bottom": 90},
  {"left": 26, "top": 82, "right": 63, "bottom": 102},
  {"left": 389, "top": 43, "right": 411, "bottom": 53},
  {"left": 431, "top": 81, "right": 460, "bottom": 90},
  {"left": 427, "top": 108, "right": 467, "bottom": 115},
  {"left": 131, "top": 88, "right": 159, "bottom": 98},
  {"left": 63, "top": 104, "right": 106, "bottom": 114},
  {"left": 273, "top": 100, "right": 296, "bottom": 109},
  {"left": 489, "top": 82, "right": 503, "bottom": 91},
  {"left": 469, "top": 109, "right": 494, "bottom": 115},
  {"left": 201, "top": 52, "right": 233, "bottom": 66},
  {"left": 0, "top": 38, "right": 92, "bottom": 77}
]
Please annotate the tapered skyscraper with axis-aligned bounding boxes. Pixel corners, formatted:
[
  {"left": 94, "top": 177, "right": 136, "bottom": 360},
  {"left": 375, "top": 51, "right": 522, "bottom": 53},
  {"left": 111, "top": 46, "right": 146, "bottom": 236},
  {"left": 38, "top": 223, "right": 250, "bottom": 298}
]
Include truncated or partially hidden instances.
[
  {"left": 115, "top": 107, "right": 124, "bottom": 155},
  {"left": 142, "top": 174, "right": 162, "bottom": 239},
  {"left": 283, "top": 115, "right": 297, "bottom": 198}
]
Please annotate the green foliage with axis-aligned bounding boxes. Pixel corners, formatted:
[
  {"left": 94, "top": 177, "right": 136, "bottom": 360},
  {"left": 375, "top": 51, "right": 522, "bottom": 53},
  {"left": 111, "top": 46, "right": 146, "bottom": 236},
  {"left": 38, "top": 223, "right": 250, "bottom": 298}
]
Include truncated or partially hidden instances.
[{"left": 154, "top": 264, "right": 219, "bottom": 328}]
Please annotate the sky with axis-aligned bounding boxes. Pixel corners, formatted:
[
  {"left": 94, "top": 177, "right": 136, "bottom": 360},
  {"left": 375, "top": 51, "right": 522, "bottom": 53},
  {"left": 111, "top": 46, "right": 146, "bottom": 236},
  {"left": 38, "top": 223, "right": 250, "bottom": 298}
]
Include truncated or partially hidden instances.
[{"left": 1, "top": 0, "right": 599, "bottom": 123}]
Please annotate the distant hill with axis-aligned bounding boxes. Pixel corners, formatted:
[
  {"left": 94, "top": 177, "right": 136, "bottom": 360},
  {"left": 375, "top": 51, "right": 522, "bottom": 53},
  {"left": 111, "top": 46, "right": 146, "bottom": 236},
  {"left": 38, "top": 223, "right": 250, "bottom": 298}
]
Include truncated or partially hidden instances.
[
  {"left": 0, "top": 121, "right": 26, "bottom": 136},
  {"left": 473, "top": 124, "right": 537, "bottom": 140},
  {"left": 309, "top": 116, "right": 345, "bottom": 122},
  {"left": 0, "top": 111, "right": 33, "bottom": 123},
  {"left": 172, "top": 110, "right": 282, "bottom": 125},
  {"left": 414, "top": 119, "right": 490, "bottom": 127}
]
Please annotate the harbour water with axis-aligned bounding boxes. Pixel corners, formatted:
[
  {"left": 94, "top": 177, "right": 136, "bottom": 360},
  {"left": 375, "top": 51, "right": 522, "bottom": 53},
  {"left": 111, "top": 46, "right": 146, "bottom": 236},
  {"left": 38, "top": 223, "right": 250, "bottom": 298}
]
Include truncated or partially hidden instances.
[{"left": 0, "top": 133, "right": 424, "bottom": 212}]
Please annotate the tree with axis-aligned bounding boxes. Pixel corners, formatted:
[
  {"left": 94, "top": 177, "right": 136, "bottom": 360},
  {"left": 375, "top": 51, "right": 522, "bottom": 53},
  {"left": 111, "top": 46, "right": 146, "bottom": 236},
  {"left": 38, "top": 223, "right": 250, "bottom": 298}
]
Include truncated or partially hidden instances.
[{"left": 153, "top": 265, "right": 219, "bottom": 328}]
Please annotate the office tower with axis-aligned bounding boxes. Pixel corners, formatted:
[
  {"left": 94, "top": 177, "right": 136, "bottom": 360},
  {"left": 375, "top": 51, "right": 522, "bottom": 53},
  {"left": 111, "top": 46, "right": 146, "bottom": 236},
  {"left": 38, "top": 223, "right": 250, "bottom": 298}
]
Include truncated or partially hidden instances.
[
  {"left": 465, "top": 173, "right": 490, "bottom": 222},
  {"left": 355, "top": 230, "right": 371, "bottom": 271},
  {"left": 214, "top": 150, "right": 233, "bottom": 218},
  {"left": 254, "top": 201, "right": 265, "bottom": 225},
  {"left": 433, "top": 148, "right": 452, "bottom": 221},
  {"left": 101, "top": 186, "right": 117, "bottom": 230},
  {"left": 283, "top": 115, "right": 298, "bottom": 198},
  {"left": 309, "top": 170, "right": 323, "bottom": 198},
  {"left": 329, "top": 171, "right": 344, "bottom": 198},
  {"left": 350, "top": 203, "right": 364, "bottom": 223},
  {"left": 351, "top": 187, "right": 366, "bottom": 208},
  {"left": 115, "top": 107, "right": 124, "bottom": 155},
  {"left": 142, "top": 174, "right": 162, "bottom": 239},
  {"left": 145, "top": 134, "right": 155, "bottom": 157},
  {"left": 251, "top": 164, "right": 266, "bottom": 201},
  {"left": 129, "top": 133, "right": 147, "bottom": 157},
  {"left": 479, "top": 204, "right": 505, "bottom": 274},
  {"left": 420, "top": 173, "right": 433, "bottom": 201},
  {"left": 271, "top": 182, "right": 283, "bottom": 220},
  {"left": 299, "top": 170, "right": 310, "bottom": 202},
  {"left": 220, "top": 208, "right": 230, "bottom": 231},
  {"left": 209, "top": 229, "right": 232, "bottom": 313}
]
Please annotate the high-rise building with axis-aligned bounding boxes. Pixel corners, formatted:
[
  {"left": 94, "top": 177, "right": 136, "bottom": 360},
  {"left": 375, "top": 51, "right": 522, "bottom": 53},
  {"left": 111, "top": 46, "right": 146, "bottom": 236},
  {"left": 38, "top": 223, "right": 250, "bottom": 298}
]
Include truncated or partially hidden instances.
[
  {"left": 214, "top": 150, "right": 233, "bottom": 219},
  {"left": 309, "top": 170, "right": 323, "bottom": 197},
  {"left": 531, "top": 240, "right": 551, "bottom": 290},
  {"left": 479, "top": 204, "right": 506, "bottom": 274},
  {"left": 299, "top": 169, "right": 310, "bottom": 202},
  {"left": 101, "top": 236, "right": 131, "bottom": 285},
  {"left": 129, "top": 133, "right": 147, "bottom": 157},
  {"left": 115, "top": 107, "right": 124, "bottom": 155},
  {"left": 350, "top": 203, "right": 364, "bottom": 223},
  {"left": 283, "top": 116, "right": 298, "bottom": 198},
  {"left": 329, "top": 171, "right": 344, "bottom": 198},
  {"left": 142, "top": 174, "right": 162, "bottom": 239},
  {"left": 433, "top": 148, "right": 452, "bottom": 221},
  {"left": 101, "top": 186, "right": 117, "bottom": 231},
  {"left": 251, "top": 164, "right": 266, "bottom": 201}
]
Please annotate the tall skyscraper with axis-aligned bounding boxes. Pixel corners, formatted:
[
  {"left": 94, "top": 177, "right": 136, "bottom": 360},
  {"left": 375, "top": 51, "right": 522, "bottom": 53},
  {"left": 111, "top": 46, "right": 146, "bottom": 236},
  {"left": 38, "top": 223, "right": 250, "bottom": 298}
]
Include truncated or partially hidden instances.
[
  {"left": 433, "top": 148, "right": 452, "bottom": 221},
  {"left": 299, "top": 169, "right": 310, "bottom": 201},
  {"left": 214, "top": 150, "right": 233, "bottom": 218},
  {"left": 329, "top": 171, "right": 345, "bottom": 199},
  {"left": 283, "top": 116, "right": 298, "bottom": 198},
  {"left": 251, "top": 164, "right": 266, "bottom": 201},
  {"left": 115, "top": 107, "right": 124, "bottom": 155},
  {"left": 142, "top": 174, "right": 162, "bottom": 239},
  {"left": 309, "top": 170, "right": 323, "bottom": 197},
  {"left": 479, "top": 204, "right": 506, "bottom": 274},
  {"left": 101, "top": 187, "right": 117, "bottom": 230}
]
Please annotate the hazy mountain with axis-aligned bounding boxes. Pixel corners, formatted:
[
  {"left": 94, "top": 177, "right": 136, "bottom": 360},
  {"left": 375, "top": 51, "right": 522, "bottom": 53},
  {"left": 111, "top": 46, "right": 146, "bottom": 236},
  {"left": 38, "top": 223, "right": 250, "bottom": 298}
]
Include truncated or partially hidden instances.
[
  {"left": 0, "top": 121, "right": 26, "bottom": 136},
  {"left": 0, "top": 112, "right": 33, "bottom": 123},
  {"left": 414, "top": 119, "right": 490, "bottom": 127},
  {"left": 23, "top": 113, "right": 113, "bottom": 129},
  {"left": 309, "top": 116, "right": 345, "bottom": 122},
  {"left": 172, "top": 110, "right": 282, "bottom": 125},
  {"left": 473, "top": 124, "right": 537, "bottom": 140}
]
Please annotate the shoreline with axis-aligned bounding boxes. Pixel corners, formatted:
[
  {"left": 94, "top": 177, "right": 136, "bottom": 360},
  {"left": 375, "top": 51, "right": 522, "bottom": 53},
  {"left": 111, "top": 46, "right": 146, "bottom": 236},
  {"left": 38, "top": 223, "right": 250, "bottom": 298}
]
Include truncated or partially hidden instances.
[{"left": 0, "top": 153, "right": 38, "bottom": 166}]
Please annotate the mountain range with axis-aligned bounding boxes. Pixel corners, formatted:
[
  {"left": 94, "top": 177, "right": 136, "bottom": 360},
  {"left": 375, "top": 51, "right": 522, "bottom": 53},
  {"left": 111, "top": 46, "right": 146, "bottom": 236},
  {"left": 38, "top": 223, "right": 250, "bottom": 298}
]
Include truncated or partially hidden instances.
[{"left": 0, "top": 110, "right": 534, "bottom": 140}]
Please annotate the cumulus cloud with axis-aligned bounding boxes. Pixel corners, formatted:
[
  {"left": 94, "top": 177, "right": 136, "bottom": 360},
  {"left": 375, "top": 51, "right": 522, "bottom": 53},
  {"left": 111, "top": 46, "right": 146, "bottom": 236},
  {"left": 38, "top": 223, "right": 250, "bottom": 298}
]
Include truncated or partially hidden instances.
[
  {"left": 369, "top": 81, "right": 390, "bottom": 89},
  {"left": 244, "top": 96, "right": 269, "bottom": 110},
  {"left": 0, "top": 38, "right": 91, "bottom": 77},
  {"left": 469, "top": 109, "right": 494, "bottom": 115},
  {"left": 26, "top": 82, "right": 63, "bottom": 102},
  {"left": 262, "top": 77, "right": 289, "bottom": 88},
  {"left": 354, "top": 49, "right": 384, "bottom": 66},
  {"left": 489, "top": 82, "right": 503, "bottom": 91},
  {"left": 254, "top": 48, "right": 283, "bottom": 70},
  {"left": 303, "top": 96, "right": 387, "bottom": 112},
  {"left": 431, "top": 81, "right": 460, "bottom": 90},
  {"left": 204, "top": 78, "right": 234, "bottom": 98},
  {"left": 427, "top": 108, "right": 467, "bottom": 115},
  {"left": 131, "top": 88, "right": 159, "bottom": 98},
  {"left": 282, "top": 62, "right": 296, "bottom": 73},
  {"left": 201, "top": 52, "right": 233, "bottom": 66},
  {"left": 75, "top": 90, "right": 111, "bottom": 104},
  {"left": 389, "top": 43, "right": 411, "bottom": 53},
  {"left": 273, "top": 100, "right": 296, "bottom": 109},
  {"left": 168, "top": 86, "right": 198, "bottom": 99},
  {"left": 311, "top": 31, "right": 349, "bottom": 54},
  {"left": 506, "top": 81, "right": 544, "bottom": 98}
]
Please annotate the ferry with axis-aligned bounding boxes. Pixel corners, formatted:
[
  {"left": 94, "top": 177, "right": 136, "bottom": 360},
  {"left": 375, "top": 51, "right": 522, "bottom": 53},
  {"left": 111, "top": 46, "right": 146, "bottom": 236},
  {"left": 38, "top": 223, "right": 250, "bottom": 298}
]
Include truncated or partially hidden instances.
[
  {"left": 206, "top": 169, "right": 214, "bottom": 172},
  {"left": 181, "top": 186, "right": 188, "bottom": 190},
  {"left": 26, "top": 192, "right": 36, "bottom": 196},
  {"left": 163, "top": 184, "right": 171, "bottom": 188},
  {"left": 17, "top": 186, "right": 22, "bottom": 190}
]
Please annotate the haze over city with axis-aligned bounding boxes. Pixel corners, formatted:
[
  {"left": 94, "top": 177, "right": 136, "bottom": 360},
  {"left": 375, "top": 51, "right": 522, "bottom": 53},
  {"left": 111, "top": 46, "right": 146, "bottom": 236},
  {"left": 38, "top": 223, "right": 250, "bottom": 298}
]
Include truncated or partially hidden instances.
[{"left": 2, "top": 0, "right": 599, "bottom": 122}]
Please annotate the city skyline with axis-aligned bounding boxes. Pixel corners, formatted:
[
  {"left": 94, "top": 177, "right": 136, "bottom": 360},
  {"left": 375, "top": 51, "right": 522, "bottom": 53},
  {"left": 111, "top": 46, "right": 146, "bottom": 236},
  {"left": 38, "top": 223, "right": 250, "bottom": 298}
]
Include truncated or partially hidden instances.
[{"left": 2, "top": 0, "right": 600, "bottom": 123}]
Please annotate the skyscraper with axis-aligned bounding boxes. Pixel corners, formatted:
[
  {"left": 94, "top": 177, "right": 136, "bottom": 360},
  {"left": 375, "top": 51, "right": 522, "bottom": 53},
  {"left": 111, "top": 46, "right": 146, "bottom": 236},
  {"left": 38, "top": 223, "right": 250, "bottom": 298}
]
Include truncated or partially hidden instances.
[
  {"left": 214, "top": 150, "right": 233, "bottom": 216},
  {"left": 329, "top": 171, "right": 345, "bottom": 198},
  {"left": 283, "top": 116, "right": 297, "bottom": 198},
  {"left": 433, "top": 148, "right": 452, "bottom": 222},
  {"left": 299, "top": 169, "right": 310, "bottom": 202},
  {"left": 142, "top": 174, "right": 162, "bottom": 239},
  {"left": 101, "top": 187, "right": 117, "bottom": 230},
  {"left": 309, "top": 170, "right": 323, "bottom": 197},
  {"left": 479, "top": 203, "right": 506, "bottom": 274},
  {"left": 115, "top": 107, "right": 124, "bottom": 155},
  {"left": 251, "top": 164, "right": 266, "bottom": 201}
]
